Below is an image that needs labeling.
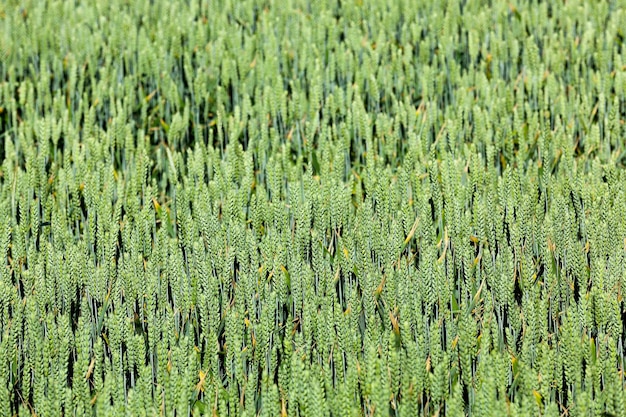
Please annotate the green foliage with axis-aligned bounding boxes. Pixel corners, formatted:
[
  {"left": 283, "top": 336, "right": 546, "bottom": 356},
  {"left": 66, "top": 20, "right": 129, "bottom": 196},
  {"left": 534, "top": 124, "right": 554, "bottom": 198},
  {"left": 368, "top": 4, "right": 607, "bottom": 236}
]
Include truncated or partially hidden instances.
[{"left": 1, "top": 0, "right": 626, "bottom": 415}]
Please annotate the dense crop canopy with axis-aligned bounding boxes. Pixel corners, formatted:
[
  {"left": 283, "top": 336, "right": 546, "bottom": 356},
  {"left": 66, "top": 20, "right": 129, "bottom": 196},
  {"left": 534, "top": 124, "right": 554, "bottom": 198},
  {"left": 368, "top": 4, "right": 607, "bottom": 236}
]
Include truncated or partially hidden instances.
[{"left": 0, "top": 0, "right": 625, "bottom": 416}]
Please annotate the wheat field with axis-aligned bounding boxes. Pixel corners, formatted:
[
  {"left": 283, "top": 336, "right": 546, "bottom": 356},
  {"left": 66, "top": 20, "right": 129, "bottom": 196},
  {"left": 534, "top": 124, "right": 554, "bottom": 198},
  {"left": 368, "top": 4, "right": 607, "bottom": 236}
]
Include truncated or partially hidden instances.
[{"left": 0, "top": 0, "right": 625, "bottom": 416}]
